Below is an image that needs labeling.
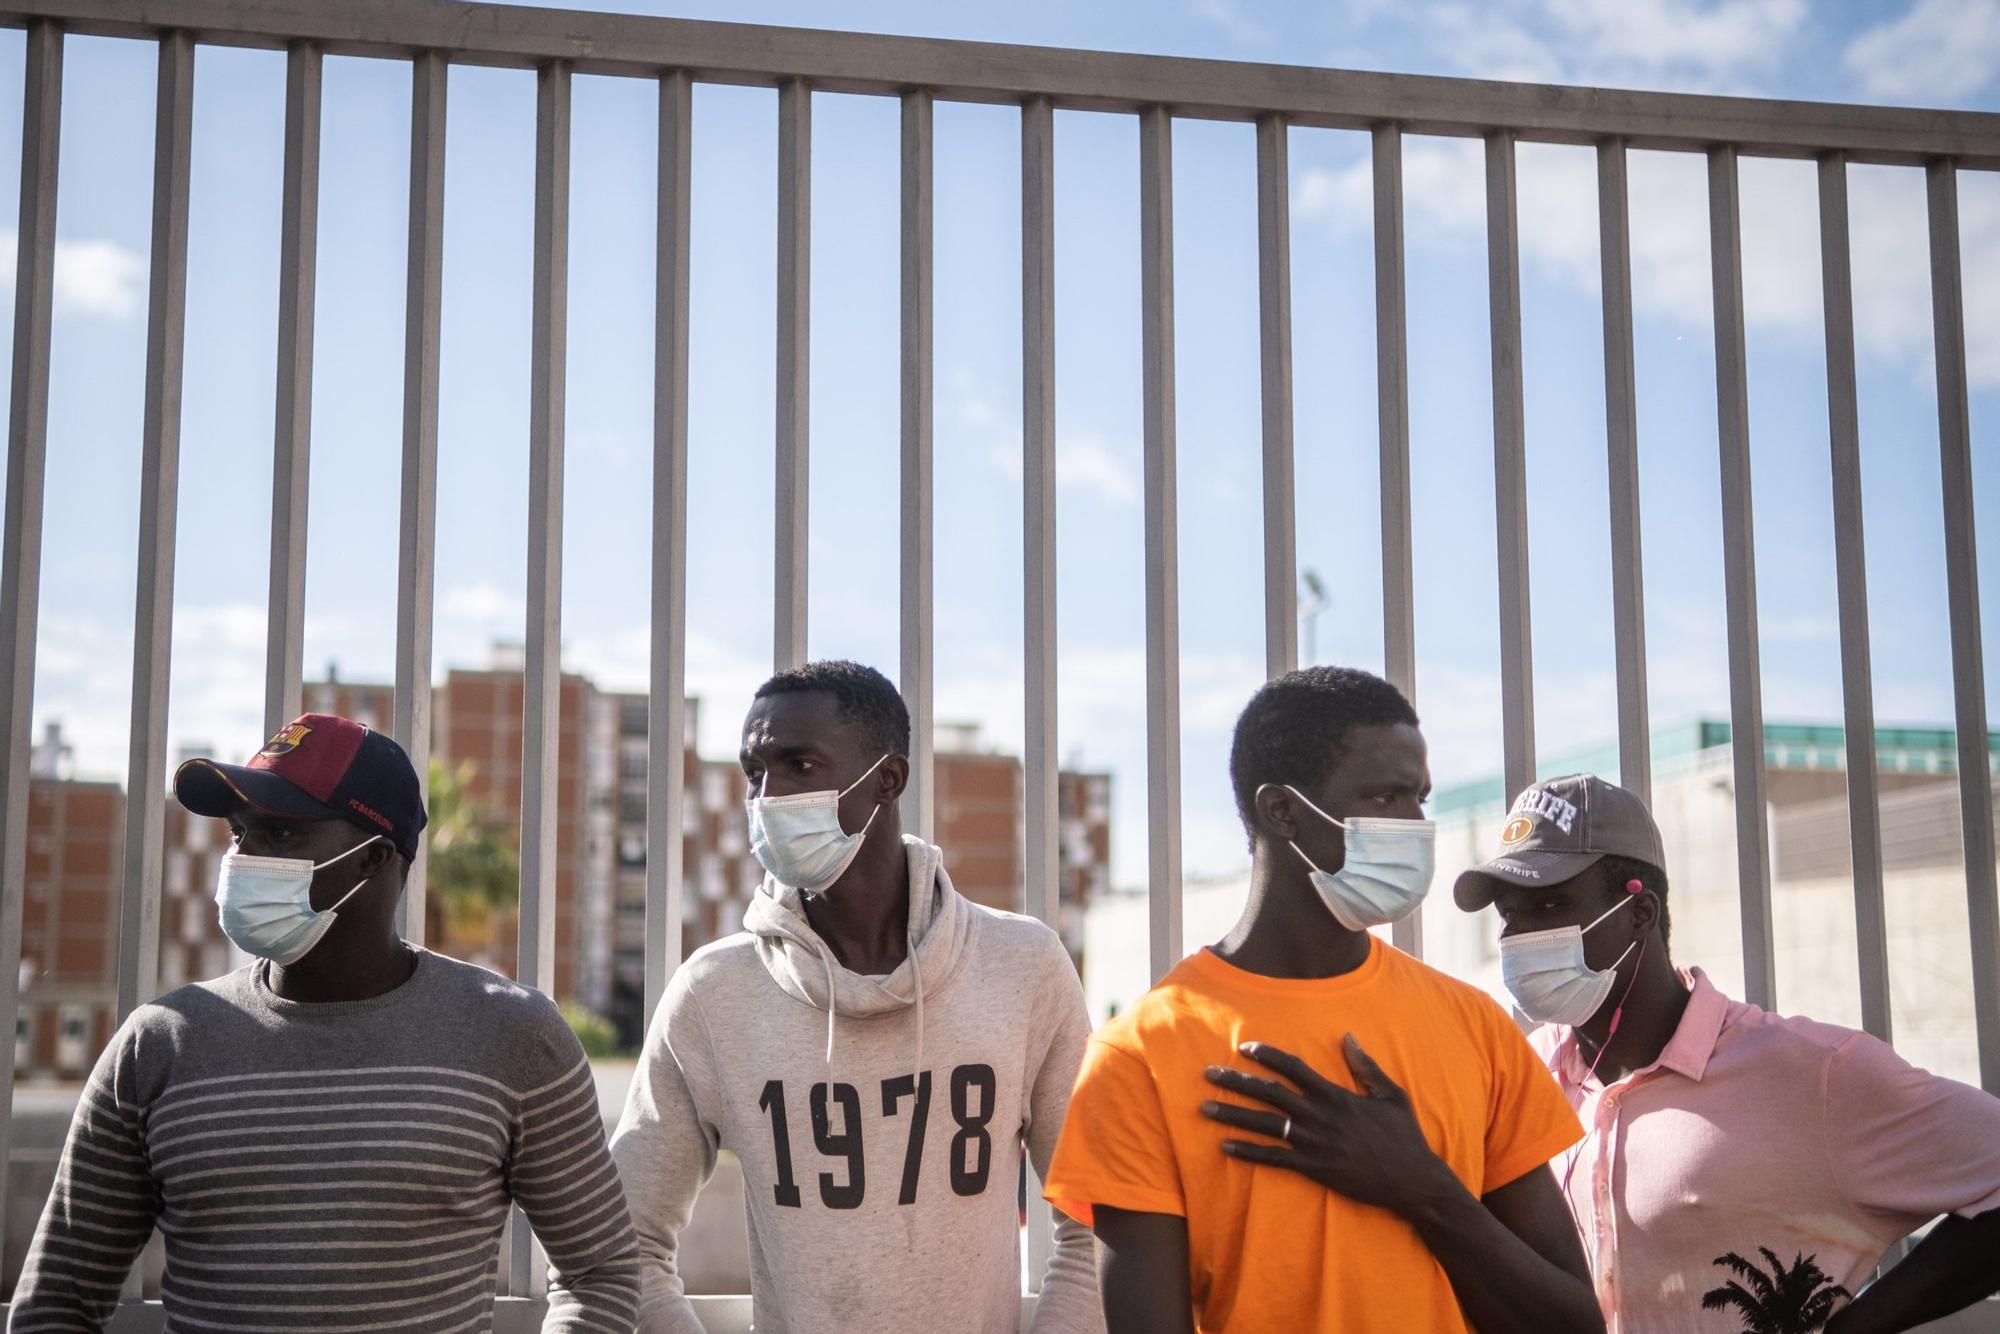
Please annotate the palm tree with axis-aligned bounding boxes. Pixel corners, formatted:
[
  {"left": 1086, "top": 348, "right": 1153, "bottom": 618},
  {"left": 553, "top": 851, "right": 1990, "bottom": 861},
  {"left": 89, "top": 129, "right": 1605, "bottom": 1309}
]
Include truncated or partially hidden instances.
[
  {"left": 423, "top": 758, "right": 519, "bottom": 961},
  {"left": 1701, "top": 1248, "right": 1850, "bottom": 1334}
]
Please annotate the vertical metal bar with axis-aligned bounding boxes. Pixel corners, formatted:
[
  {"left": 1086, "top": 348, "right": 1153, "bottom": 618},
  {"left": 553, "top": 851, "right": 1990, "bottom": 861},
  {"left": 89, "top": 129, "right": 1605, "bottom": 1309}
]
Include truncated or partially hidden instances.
[
  {"left": 1708, "top": 145, "right": 1776, "bottom": 1012},
  {"left": 265, "top": 42, "right": 321, "bottom": 737},
  {"left": 117, "top": 30, "right": 194, "bottom": 1032},
  {"left": 1022, "top": 98, "right": 1058, "bottom": 933},
  {"left": 0, "top": 18, "right": 63, "bottom": 1260},
  {"left": 900, "top": 89, "right": 935, "bottom": 843},
  {"left": 514, "top": 57, "right": 571, "bottom": 1294},
  {"left": 1257, "top": 114, "right": 1295, "bottom": 680},
  {"left": 1374, "top": 125, "right": 1421, "bottom": 959},
  {"left": 1020, "top": 93, "right": 1059, "bottom": 1290},
  {"left": 1486, "top": 131, "right": 1535, "bottom": 803},
  {"left": 647, "top": 70, "right": 692, "bottom": 1021},
  {"left": 1140, "top": 106, "right": 1182, "bottom": 982},
  {"left": 395, "top": 51, "right": 447, "bottom": 945},
  {"left": 1818, "top": 154, "right": 1891, "bottom": 1044},
  {"left": 1373, "top": 124, "right": 1414, "bottom": 705},
  {"left": 1927, "top": 159, "right": 2000, "bottom": 1093},
  {"left": 774, "top": 78, "right": 810, "bottom": 671},
  {"left": 1599, "top": 138, "right": 1651, "bottom": 804}
]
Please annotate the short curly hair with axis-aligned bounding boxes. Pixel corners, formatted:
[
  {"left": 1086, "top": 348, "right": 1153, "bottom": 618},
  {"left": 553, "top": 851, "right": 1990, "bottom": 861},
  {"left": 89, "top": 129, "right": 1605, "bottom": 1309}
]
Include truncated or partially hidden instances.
[
  {"left": 754, "top": 659, "right": 911, "bottom": 759},
  {"left": 1228, "top": 666, "right": 1419, "bottom": 835}
]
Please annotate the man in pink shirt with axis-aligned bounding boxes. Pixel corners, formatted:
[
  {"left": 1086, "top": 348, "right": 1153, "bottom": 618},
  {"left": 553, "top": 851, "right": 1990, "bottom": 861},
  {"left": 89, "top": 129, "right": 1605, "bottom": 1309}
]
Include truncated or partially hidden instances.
[{"left": 1454, "top": 774, "right": 2000, "bottom": 1334}]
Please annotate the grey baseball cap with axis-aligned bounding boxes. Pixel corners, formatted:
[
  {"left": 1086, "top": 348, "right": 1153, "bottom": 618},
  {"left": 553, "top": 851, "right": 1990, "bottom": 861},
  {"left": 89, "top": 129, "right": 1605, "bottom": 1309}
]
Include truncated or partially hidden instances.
[{"left": 1452, "top": 773, "right": 1666, "bottom": 911}]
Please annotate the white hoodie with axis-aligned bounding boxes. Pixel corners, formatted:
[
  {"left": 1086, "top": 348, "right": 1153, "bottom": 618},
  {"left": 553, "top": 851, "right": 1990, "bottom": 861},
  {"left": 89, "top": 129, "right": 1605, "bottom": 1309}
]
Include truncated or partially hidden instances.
[{"left": 610, "top": 836, "right": 1104, "bottom": 1334}]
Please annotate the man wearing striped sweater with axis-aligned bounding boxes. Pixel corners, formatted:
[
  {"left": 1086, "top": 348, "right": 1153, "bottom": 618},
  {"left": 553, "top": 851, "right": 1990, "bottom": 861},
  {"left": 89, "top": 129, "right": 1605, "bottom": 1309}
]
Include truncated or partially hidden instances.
[{"left": 10, "top": 713, "right": 641, "bottom": 1333}]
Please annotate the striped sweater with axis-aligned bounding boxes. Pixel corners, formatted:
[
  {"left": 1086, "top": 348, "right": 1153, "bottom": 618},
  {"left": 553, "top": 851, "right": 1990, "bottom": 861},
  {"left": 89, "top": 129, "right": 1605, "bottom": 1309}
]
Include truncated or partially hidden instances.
[{"left": 9, "top": 950, "right": 641, "bottom": 1333}]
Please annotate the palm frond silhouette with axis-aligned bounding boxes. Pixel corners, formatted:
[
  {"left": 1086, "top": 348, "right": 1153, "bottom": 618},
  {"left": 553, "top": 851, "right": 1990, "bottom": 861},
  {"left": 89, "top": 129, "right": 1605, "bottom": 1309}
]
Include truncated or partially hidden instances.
[{"left": 1701, "top": 1249, "right": 1850, "bottom": 1334}]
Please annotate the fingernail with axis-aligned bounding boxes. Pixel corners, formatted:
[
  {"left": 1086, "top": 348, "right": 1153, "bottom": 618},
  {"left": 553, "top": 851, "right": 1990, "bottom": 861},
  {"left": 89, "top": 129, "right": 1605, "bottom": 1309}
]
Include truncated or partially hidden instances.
[
  {"left": 1200, "top": 1101, "right": 1217, "bottom": 1115},
  {"left": 1238, "top": 1042, "right": 1254, "bottom": 1055}
]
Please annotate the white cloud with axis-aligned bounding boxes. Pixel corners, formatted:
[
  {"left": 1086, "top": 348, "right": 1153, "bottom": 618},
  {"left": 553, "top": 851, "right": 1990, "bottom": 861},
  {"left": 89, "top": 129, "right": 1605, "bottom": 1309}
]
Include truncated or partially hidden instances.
[
  {"left": 1058, "top": 433, "right": 1140, "bottom": 506},
  {"left": 167, "top": 603, "right": 273, "bottom": 764},
  {"left": 987, "top": 430, "right": 1140, "bottom": 507},
  {"left": 1539, "top": 0, "right": 1805, "bottom": 78},
  {"left": 439, "top": 582, "right": 524, "bottom": 628},
  {"left": 1845, "top": 0, "right": 2000, "bottom": 100},
  {"left": 950, "top": 369, "right": 1140, "bottom": 507},
  {"left": 32, "top": 601, "right": 278, "bottom": 782},
  {"left": 0, "top": 229, "right": 147, "bottom": 320},
  {"left": 1296, "top": 139, "right": 2000, "bottom": 388},
  {"left": 1418, "top": 4, "right": 1567, "bottom": 84},
  {"left": 1385, "top": 0, "right": 1806, "bottom": 92}
]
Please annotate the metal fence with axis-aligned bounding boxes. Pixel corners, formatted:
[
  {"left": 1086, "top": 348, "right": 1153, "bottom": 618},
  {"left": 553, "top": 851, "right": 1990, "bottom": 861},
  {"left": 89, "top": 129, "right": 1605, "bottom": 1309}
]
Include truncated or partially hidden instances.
[{"left": 0, "top": 0, "right": 1998, "bottom": 1323}]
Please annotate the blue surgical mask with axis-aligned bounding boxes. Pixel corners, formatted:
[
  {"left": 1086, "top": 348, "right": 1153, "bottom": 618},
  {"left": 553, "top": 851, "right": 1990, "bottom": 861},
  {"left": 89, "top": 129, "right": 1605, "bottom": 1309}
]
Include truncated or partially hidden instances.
[
  {"left": 1283, "top": 786, "right": 1435, "bottom": 931},
  {"left": 215, "top": 835, "right": 384, "bottom": 965},
  {"left": 747, "top": 755, "right": 890, "bottom": 895},
  {"left": 1500, "top": 895, "right": 1639, "bottom": 1027}
]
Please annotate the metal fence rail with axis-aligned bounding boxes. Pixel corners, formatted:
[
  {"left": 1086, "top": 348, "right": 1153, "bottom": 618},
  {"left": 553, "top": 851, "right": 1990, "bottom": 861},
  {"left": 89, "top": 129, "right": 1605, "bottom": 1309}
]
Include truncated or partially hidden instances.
[{"left": 1, "top": 0, "right": 1998, "bottom": 1320}]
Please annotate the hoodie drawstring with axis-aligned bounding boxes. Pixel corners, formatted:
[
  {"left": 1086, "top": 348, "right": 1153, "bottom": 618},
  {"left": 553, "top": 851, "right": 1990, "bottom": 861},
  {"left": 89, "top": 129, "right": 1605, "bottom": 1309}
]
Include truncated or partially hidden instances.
[
  {"left": 910, "top": 939, "right": 925, "bottom": 1086},
  {"left": 815, "top": 937, "right": 840, "bottom": 1067},
  {"left": 807, "top": 906, "right": 928, "bottom": 1087}
]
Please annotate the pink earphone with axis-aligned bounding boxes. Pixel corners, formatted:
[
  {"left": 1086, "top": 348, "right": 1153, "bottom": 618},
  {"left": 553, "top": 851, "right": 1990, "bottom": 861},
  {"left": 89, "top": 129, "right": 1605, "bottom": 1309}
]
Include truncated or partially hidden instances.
[{"left": 1562, "top": 876, "right": 1652, "bottom": 1209}]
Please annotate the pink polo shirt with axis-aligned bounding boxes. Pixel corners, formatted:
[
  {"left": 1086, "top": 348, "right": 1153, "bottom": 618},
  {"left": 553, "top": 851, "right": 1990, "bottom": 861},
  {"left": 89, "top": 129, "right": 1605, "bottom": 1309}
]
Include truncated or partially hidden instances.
[{"left": 1534, "top": 968, "right": 2000, "bottom": 1333}]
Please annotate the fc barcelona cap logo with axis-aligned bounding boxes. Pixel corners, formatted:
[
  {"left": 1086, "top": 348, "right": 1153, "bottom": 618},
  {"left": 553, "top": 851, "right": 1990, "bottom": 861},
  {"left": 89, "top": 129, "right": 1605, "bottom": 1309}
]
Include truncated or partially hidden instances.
[{"left": 259, "top": 722, "right": 313, "bottom": 758}]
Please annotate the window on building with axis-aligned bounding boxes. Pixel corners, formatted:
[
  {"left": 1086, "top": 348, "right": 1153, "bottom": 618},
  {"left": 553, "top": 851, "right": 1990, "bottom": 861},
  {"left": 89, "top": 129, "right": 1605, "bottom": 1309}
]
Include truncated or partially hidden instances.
[{"left": 56, "top": 1004, "right": 91, "bottom": 1073}]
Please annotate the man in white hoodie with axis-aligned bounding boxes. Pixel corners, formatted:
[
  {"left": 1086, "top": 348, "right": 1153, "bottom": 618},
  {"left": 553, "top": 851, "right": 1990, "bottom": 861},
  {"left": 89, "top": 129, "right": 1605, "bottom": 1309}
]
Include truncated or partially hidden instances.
[{"left": 611, "top": 660, "right": 1103, "bottom": 1333}]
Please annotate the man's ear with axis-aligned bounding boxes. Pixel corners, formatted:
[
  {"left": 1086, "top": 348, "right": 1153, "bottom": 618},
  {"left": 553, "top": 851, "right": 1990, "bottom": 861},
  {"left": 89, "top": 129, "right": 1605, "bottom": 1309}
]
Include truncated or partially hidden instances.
[
  {"left": 1630, "top": 888, "right": 1662, "bottom": 937},
  {"left": 878, "top": 755, "right": 911, "bottom": 804},
  {"left": 1252, "top": 783, "right": 1302, "bottom": 842},
  {"left": 358, "top": 837, "right": 399, "bottom": 882}
]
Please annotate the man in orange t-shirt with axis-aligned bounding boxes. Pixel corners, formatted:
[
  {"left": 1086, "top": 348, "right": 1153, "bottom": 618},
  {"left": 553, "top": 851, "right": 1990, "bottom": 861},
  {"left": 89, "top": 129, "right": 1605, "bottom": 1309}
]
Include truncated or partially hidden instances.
[{"left": 1044, "top": 667, "right": 1601, "bottom": 1333}]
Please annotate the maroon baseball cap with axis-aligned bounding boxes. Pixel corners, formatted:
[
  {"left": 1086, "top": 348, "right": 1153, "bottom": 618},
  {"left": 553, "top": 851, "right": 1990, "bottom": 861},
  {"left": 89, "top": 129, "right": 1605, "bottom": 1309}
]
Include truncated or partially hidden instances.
[{"left": 173, "top": 713, "right": 427, "bottom": 860}]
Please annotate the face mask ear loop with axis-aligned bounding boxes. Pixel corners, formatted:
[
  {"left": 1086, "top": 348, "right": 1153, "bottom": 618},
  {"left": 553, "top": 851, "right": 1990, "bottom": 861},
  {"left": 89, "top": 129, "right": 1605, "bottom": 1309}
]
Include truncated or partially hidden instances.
[
  {"left": 323, "top": 874, "right": 374, "bottom": 917},
  {"left": 1282, "top": 784, "right": 1346, "bottom": 832},
  {"left": 312, "top": 833, "right": 384, "bottom": 873},
  {"left": 838, "top": 753, "right": 891, "bottom": 800},
  {"left": 1581, "top": 892, "right": 1636, "bottom": 936},
  {"left": 1282, "top": 784, "right": 1340, "bottom": 879},
  {"left": 316, "top": 835, "right": 386, "bottom": 916}
]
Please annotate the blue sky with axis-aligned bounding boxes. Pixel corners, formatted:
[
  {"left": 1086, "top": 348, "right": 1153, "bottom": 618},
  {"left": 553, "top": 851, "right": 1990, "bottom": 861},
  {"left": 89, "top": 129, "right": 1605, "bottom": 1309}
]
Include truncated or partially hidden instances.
[{"left": 3, "top": 0, "right": 1999, "bottom": 891}]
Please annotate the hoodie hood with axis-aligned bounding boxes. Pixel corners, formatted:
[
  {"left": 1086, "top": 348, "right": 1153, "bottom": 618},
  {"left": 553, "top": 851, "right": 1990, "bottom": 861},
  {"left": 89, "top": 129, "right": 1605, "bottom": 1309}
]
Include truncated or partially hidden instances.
[{"left": 743, "top": 835, "right": 973, "bottom": 1065}]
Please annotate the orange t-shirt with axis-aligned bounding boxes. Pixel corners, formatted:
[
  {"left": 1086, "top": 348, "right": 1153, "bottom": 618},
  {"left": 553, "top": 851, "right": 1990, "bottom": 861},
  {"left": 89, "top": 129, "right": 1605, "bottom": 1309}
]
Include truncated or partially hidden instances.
[{"left": 1044, "top": 939, "right": 1581, "bottom": 1332}]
